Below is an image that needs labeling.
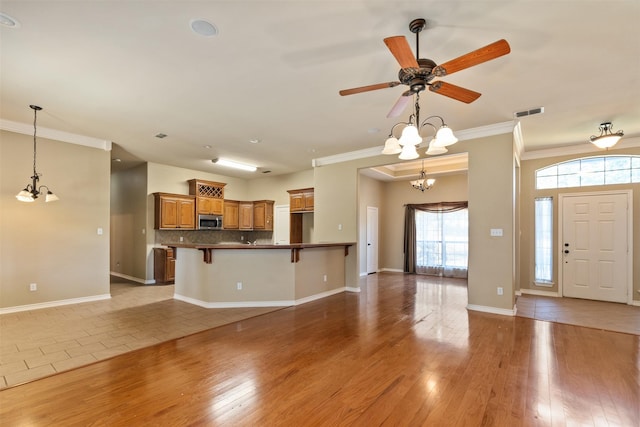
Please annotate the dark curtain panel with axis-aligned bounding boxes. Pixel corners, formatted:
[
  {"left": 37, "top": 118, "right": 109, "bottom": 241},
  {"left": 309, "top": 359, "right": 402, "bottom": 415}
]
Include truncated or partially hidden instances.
[{"left": 403, "top": 201, "right": 468, "bottom": 273}]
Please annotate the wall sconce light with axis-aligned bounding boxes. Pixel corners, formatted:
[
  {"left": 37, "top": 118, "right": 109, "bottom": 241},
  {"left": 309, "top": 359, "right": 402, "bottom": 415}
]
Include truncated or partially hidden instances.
[
  {"left": 16, "top": 105, "right": 59, "bottom": 203},
  {"left": 381, "top": 94, "right": 457, "bottom": 160},
  {"left": 589, "top": 122, "right": 624, "bottom": 149}
]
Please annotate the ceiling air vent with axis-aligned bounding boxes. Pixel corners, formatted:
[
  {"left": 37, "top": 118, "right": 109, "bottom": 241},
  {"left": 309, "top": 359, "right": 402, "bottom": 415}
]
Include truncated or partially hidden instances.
[{"left": 514, "top": 107, "right": 544, "bottom": 118}]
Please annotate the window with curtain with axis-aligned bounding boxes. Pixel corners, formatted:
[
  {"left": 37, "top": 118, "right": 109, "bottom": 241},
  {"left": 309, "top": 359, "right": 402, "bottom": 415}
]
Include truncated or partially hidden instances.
[
  {"left": 404, "top": 201, "right": 468, "bottom": 277},
  {"left": 534, "top": 197, "right": 553, "bottom": 284}
]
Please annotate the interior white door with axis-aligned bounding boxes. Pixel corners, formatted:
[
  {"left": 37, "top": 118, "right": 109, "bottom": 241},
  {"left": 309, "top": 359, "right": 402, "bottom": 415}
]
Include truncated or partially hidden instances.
[
  {"left": 561, "top": 193, "right": 628, "bottom": 302},
  {"left": 274, "top": 205, "right": 290, "bottom": 245},
  {"left": 366, "top": 206, "right": 379, "bottom": 274}
]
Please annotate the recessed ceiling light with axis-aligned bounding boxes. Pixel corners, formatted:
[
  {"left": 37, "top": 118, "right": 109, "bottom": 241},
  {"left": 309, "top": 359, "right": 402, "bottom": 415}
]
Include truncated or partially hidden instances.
[
  {"left": 112, "top": 158, "right": 122, "bottom": 162},
  {"left": 203, "top": 145, "right": 212, "bottom": 149},
  {"left": 0, "top": 13, "right": 20, "bottom": 28},
  {"left": 368, "top": 128, "right": 381, "bottom": 134},
  {"left": 249, "top": 139, "right": 261, "bottom": 144},
  {"left": 190, "top": 19, "right": 218, "bottom": 37}
]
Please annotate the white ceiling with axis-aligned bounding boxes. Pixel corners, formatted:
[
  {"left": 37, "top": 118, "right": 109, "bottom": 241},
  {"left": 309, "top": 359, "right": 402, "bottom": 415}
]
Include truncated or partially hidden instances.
[{"left": 1, "top": 1, "right": 638, "bottom": 179}]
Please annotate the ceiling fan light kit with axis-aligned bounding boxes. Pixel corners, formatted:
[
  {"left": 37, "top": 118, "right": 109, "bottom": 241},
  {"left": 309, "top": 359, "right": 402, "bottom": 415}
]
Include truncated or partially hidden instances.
[
  {"left": 589, "top": 122, "right": 624, "bottom": 149},
  {"left": 339, "top": 18, "right": 511, "bottom": 159}
]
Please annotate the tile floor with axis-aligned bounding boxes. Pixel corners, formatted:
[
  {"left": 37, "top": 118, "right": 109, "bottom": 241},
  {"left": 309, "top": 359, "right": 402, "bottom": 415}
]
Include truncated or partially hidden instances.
[
  {"left": 516, "top": 293, "right": 640, "bottom": 335},
  {"left": 0, "top": 279, "right": 280, "bottom": 389}
]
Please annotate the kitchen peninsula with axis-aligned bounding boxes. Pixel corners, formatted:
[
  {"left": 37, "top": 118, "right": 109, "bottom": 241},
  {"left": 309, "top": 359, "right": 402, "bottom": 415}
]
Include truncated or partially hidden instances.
[{"left": 168, "top": 242, "right": 354, "bottom": 308}]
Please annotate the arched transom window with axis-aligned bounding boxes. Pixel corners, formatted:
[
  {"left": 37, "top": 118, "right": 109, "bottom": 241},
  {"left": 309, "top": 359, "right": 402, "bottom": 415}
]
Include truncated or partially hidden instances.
[{"left": 536, "top": 155, "right": 640, "bottom": 190}]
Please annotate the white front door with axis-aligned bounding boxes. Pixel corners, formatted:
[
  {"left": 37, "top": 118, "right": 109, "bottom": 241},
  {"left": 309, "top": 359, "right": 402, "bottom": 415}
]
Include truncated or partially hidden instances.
[
  {"left": 366, "top": 206, "right": 378, "bottom": 274},
  {"left": 561, "top": 192, "right": 629, "bottom": 303}
]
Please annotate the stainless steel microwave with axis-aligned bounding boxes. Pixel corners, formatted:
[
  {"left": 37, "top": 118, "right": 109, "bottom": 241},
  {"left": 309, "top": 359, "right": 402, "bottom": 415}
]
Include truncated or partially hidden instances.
[{"left": 198, "top": 214, "right": 223, "bottom": 230}]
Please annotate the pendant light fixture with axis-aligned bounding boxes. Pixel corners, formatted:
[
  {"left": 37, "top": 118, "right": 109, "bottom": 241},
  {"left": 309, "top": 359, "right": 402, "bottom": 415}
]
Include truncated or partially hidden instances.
[
  {"left": 410, "top": 160, "right": 435, "bottom": 191},
  {"left": 15, "top": 105, "right": 59, "bottom": 203},
  {"left": 589, "top": 122, "right": 624, "bottom": 149},
  {"left": 381, "top": 93, "right": 457, "bottom": 160}
]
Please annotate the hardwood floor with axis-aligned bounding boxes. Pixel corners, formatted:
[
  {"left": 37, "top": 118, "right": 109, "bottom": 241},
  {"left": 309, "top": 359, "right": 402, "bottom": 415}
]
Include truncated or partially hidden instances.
[{"left": 0, "top": 273, "right": 638, "bottom": 426}]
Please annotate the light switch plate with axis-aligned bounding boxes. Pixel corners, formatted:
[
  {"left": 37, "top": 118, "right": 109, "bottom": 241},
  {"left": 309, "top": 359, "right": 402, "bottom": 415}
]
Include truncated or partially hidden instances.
[{"left": 490, "top": 228, "right": 503, "bottom": 237}]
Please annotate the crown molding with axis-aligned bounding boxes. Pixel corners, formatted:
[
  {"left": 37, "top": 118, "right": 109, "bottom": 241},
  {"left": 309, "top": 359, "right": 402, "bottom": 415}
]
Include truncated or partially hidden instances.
[
  {"left": 313, "top": 121, "right": 516, "bottom": 167},
  {"left": 0, "top": 118, "right": 112, "bottom": 151}
]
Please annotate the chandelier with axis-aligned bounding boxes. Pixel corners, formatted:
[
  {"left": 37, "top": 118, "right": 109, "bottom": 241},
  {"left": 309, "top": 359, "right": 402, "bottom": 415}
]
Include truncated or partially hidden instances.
[
  {"left": 589, "top": 122, "right": 624, "bottom": 149},
  {"left": 410, "top": 161, "right": 435, "bottom": 191},
  {"left": 15, "top": 105, "right": 59, "bottom": 203},
  {"left": 381, "top": 93, "right": 458, "bottom": 160}
]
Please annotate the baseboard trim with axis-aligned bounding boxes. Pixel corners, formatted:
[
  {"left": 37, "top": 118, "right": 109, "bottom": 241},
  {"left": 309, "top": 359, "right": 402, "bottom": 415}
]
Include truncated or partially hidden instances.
[
  {"left": 345, "top": 286, "right": 361, "bottom": 293},
  {"left": 466, "top": 303, "right": 517, "bottom": 317},
  {"left": 379, "top": 268, "right": 404, "bottom": 273},
  {"left": 520, "top": 288, "right": 560, "bottom": 298},
  {"left": 174, "top": 287, "right": 350, "bottom": 309},
  {"left": 110, "top": 272, "right": 155, "bottom": 285},
  {"left": 0, "top": 294, "right": 112, "bottom": 315},
  {"left": 631, "top": 300, "right": 640, "bottom": 307}
]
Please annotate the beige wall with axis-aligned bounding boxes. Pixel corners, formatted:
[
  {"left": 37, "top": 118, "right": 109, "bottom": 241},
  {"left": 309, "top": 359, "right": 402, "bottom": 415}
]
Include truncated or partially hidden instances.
[
  {"left": 1, "top": 130, "right": 110, "bottom": 309},
  {"left": 378, "top": 172, "right": 469, "bottom": 272},
  {"left": 519, "top": 144, "right": 640, "bottom": 302},
  {"left": 110, "top": 163, "right": 148, "bottom": 280}
]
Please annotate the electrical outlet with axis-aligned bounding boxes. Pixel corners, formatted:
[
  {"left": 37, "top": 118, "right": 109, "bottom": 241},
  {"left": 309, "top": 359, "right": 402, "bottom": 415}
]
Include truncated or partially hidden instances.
[
  {"left": 97, "top": 227, "right": 103, "bottom": 235},
  {"left": 30, "top": 283, "right": 37, "bottom": 291},
  {"left": 180, "top": 236, "right": 184, "bottom": 242},
  {"left": 237, "top": 282, "right": 242, "bottom": 290},
  {"left": 497, "top": 287, "right": 504, "bottom": 295},
  {"left": 338, "top": 224, "right": 343, "bottom": 231},
  {"left": 323, "top": 274, "right": 327, "bottom": 282}
]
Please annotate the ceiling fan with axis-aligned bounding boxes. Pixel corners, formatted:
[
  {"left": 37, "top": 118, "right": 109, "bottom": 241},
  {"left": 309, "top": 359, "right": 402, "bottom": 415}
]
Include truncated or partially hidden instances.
[{"left": 339, "top": 18, "right": 511, "bottom": 118}]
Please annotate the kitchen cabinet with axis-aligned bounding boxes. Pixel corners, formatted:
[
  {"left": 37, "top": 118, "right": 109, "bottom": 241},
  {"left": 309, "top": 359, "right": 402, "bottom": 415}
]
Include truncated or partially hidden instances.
[
  {"left": 223, "top": 200, "right": 239, "bottom": 229},
  {"left": 253, "top": 200, "right": 274, "bottom": 230},
  {"left": 154, "top": 247, "right": 175, "bottom": 284},
  {"left": 188, "top": 179, "right": 225, "bottom": 215},
  {"left": 153, "top": 193, "right": 196, "bottom": 229},
  {"left": 239, "top": 202, "right": 254, "bottom": 230},
  {"left": 288, "top": 188, "right": 314, "bottom": 212}
]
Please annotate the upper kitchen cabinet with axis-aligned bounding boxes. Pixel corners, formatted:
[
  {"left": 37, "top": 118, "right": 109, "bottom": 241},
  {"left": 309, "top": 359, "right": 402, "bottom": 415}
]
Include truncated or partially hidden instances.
[
  {"left": 188, "top": 179, "right": 226, "bottom": 215},
  {"left": 239, "top": 201, "right": 254, "bottom": 230},
  {"left": 253, "top": 200, "right": 274, "bottom": 231},
  {"left": 153, "top": 193, "right": 196, "bottom": 229},
  {"left": 223, "top": 200, "right": 240, "bottom": 229},
  {"left": 287, "top": 188, "right": 314, "bottom": 212}
]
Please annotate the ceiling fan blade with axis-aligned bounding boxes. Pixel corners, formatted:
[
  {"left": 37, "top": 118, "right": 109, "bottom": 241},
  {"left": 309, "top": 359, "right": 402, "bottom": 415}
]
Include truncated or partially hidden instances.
[
  {"left": 383, "top": 36, "right": 419, "bottom": 69},
  {"left": 429, "top": 81, "right": 481, "bottom": 103},
  {"left": 339, "top": 81, "right": 400, "bottom": 96},
  {"left": 387, "top": 93, "right": 412, "bottom": 118},
  {"left": 435, "top": 39, "right": 511, "bottom": 77}
]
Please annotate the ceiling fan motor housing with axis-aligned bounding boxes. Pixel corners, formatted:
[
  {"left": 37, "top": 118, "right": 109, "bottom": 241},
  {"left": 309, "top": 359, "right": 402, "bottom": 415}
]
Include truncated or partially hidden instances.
[{"left": 398, "top": 58, "right": 437, "bottom": 93}]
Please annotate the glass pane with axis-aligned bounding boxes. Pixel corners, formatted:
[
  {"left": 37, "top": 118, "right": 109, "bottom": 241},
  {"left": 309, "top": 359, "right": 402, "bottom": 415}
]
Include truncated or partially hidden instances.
[
  {"left": 632, "top": 157, "right": 640, "bottom": 168},
  {"left": 580, "top": 171, "right": 604, "bottom": 186},
  {"left": 557, "top": 160, "right": 580, "bottom": 175},
  {"left": 605, "top": 156, "right": 630, "bottom": 171},
  {"left": 558, "top": 174, "right": 580, "bottom": 188},
  {"left": 537, "top": 175, "right": 557, "bottom": 189},
  {"left": 605, "top": 169, "right": 631, "bottom": 185},
  {"left": 536, "top": 165, "right": 557, "bottom": 177},
  {"left": 534, "top": 198, "right": 553, "bottom": 283},
  {"left": 632, "top": 168, "right": 640, "bottom": 183},
  {"left": 580, "top": 157, "right": 604, "bottom": 173}
]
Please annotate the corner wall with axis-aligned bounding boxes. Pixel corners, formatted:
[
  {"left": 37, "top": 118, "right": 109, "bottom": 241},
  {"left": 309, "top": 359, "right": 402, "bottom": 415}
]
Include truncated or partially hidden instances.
[{"left": 1, "top": 130, "right": 111, "bottom": 309}]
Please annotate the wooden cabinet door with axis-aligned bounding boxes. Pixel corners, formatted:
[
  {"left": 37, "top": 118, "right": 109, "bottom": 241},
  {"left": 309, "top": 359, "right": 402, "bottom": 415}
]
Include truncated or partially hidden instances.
[
  {"left": 211, "top": 198, "right": 224, "bottom": 215},
  {"left": 160, "top": 198, "right": 179, "bottom": 228},
  {"left": 290, "top": 193, "right": 304, "bottom": 212},
  {"left": 197, "top": 197, "right": 212, "bottom": 215},
  {"left": 303, "top": 192, "right": 314, "bottom": 211},
  {"left": 223, "top": 200, "right": 239, "bottom": 229},
  {"left": 239, "top": 202, "right": 253, "bottom": 230},
  {"left": 178, "top": 199, "right": 196, "bottom": 229},
  {"left": 253, "top": 201, "right": 274, "bottom": 230}
]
